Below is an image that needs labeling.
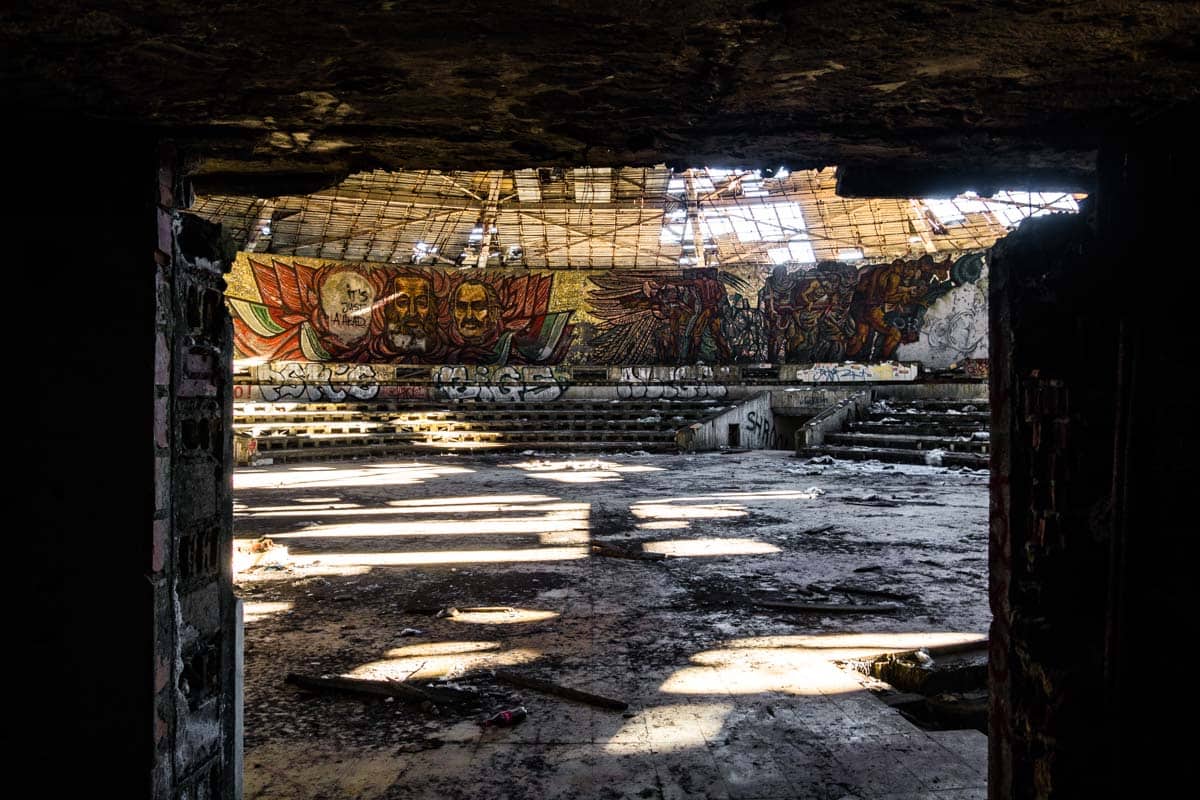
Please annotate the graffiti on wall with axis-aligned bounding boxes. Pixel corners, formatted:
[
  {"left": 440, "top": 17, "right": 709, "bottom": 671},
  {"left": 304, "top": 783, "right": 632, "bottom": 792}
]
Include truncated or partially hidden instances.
[
  {"left": 781, "top": 362, "right": 919, "bottom": 383},
  {"left": 744, "top": 409, "right": 782, "bottom": 449},
  {"left": 895, "top": 256, "right": 988, "bottom": 368},
  {"left": 228, "top": 259, "right": 575, "bottom": 366},
  {"left": 227, "top": 253, "right": 983, "bottom": 368},
  {"left": 255, "top": 362, "right": 383, "bottom": 401},
  {"left": 433, "top": 366, "right": 571, "bottom": 402},
  {"left": 615, "top": 366, "right": 731, "bottom": 400}
]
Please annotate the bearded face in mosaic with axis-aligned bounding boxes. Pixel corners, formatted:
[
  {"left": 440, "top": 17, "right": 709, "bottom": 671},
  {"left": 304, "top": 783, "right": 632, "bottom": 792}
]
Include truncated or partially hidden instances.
[
  {"left": 318, "top": 269, "right": 375, "bottom": 344},
  {"left": 385, "top": 274, "right": 436, "bottom": 353},
  {"left": 452, "top": 280, "right": 501, "bottom": 344}
]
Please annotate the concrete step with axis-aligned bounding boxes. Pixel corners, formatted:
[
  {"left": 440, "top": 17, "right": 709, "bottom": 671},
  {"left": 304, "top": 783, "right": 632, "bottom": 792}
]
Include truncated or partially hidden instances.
[
  {"left": 252, "top": 429, "right": 677, "bottom": 451},
  {"left": 799, "top": 445, "right": 990, "bottom": 469},
  {"left": 872, "top": 399, "right": 989, "bottom": 411},
  {"left": 865, "top": 411, "right": 990, "bottom": 425},
  {"left": 234, "top": 400, "right": 724, "bottom": 415},
  {"left": 850, "top": 420, "right": 986, "bottom": 436},
  {"left": 238, "top": 417, "right": 689, "bottom": 435},
  {"left": 825, "top": 432, "right": 990, "bottom": 453},
  {"left": 255, "top": 439, "right": 678, "bottom": 463}
]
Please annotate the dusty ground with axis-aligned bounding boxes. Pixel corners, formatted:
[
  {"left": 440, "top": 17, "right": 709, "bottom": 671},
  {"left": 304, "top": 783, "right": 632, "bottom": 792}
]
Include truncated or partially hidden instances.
[{"left": 234, "top": 449, "right": 990, "bottom": 800}]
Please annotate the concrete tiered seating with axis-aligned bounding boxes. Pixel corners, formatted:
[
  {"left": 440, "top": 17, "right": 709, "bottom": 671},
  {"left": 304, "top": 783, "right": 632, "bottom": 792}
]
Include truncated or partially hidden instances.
[
  {"left": 802, "top": 397, "right": 990, "bottom": 468},
  {"left": 234, "top": 399, "right": 730, "bottom": 462}
]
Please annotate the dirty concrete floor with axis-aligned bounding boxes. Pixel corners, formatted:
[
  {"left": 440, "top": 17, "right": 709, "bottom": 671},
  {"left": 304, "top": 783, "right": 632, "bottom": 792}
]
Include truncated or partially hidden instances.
[{"left": 235, "top": 450, "right": 990, "bottom": 800}]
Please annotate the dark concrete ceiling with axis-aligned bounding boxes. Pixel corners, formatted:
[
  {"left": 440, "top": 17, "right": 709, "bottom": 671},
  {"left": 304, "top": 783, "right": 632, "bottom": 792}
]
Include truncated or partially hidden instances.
[{"left": 5, "top": 1, "right": 1199, "bottom": 195}]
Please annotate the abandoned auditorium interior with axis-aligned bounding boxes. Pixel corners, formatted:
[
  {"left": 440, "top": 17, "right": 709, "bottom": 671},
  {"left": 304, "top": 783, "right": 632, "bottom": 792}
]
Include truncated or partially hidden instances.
[{"left": 10, "top": 2, "right": 1198, "bottom": 799}]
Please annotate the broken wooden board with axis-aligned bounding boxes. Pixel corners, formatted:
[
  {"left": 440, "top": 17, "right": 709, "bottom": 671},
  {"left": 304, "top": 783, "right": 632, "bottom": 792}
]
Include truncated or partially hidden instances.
[
  {"left": 285, "top": 672, "right": 478, "bottom": 708},
  {"left": 753, "top": 600, "right": 903, "bottom": 614},
  {"left": 493, "top": 669, "right": 629, "bottom": 711}
]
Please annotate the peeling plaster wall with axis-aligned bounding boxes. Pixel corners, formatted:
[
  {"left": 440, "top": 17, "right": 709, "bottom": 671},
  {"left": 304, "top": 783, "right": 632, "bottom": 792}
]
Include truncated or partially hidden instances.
[{"left": 896, "top": 274, "right": 988, "bottom": 369}]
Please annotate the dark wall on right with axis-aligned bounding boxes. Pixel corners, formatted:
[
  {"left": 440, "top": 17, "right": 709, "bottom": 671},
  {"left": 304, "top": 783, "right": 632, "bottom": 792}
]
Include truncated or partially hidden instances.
[{"left": 987, "top": 120, "right": 1195, "bottom": 798}]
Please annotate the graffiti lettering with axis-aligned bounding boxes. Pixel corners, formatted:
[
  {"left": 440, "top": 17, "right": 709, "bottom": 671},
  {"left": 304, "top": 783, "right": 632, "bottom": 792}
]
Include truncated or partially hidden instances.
[
  {"left": 616, "top": 383, "right": 729, "bottom": 400},
  {"left": 744, "top": 410, "right": 782, "bottom": 449},
  {"left": 260, "top": 363, "right": 380, "bottom": 401},
  {"left": 377, "top": 384, "right": 432, "bottom": 401},
  {"left": 432, "top": 366, "right": 571, "bottom": 402},
  {"left": 784, "top": 362, "right": 919, "bottom": 383},
  {"left": 616, "top": 366, "right": 729, "bottom": 400}
]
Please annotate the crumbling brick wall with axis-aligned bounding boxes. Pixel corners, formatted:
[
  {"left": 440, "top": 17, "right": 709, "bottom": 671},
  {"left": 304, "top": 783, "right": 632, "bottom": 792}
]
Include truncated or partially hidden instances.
[{"left": 153, "top": 144, "right": 237, "bottom": 799}]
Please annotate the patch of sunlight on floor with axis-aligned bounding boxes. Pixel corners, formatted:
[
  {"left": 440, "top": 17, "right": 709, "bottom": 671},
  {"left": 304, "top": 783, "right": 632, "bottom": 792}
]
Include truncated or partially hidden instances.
[
  {"left": 442, "top": 608, "right": 561, "bottom": 625},
  {"left": 642, "top": 538, "right": 781, "bottom": 557},
  {"left": 265, "top": 514, "right": 588, "bottom": 537},
  {"left": 659, "top": 631, "right": 987, "bottom": 696},
  {"left": 508, "top": 459, "right": 667, "bottom": 483},
  {"left": 242, "top": 600, "right": 293, "bottom": 624},
  {"left": 286, "top": 547, "right": 590, "bottom": 568},
  {"left": 351, "top": 643, "right": 542, "bottom": 680},
  {"left": 631, "top": 501, "right": 748, "bottom": 520},
  {"left": 604, "top": 702, "right": 734, "bottom": 754},
  {"left": 234, "top": 463, "right": 475, "bottom": 490}
]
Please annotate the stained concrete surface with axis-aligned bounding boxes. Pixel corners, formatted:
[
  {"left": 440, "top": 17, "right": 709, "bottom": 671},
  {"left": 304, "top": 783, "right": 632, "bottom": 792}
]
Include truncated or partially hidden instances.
[{"left": 234, "top": 450, "right": 989, "bottom": 799}]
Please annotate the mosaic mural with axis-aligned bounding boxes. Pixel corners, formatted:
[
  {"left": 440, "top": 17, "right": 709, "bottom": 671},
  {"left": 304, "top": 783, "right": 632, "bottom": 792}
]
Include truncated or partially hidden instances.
[
  {"left": 228, "top": 258, "right": 575, "bottom": 366},
  {"left": 227, "top": 252, "right": 985, "bottom": 367}
]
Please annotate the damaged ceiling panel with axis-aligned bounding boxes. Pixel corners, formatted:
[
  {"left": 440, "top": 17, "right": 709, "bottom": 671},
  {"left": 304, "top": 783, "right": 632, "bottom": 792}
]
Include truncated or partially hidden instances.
[
  {"left": 5, "top": 1, "right": 1198, "bottom": 194},
  {"left": 193, "top": 166, "right": 1083, "bottom": 269}
]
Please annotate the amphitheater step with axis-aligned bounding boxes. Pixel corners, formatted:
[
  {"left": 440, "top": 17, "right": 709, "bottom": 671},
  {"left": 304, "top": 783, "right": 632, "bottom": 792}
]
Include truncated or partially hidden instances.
[
  {"left": 234, "top": 397, "right": 718, "bottom": 463},
  {"left": 800, "top": 392, "right": 990, "bottom": 469},
  {"left": 798, "top": 445, "right": 989, "bottom": 469},
  {"left": 824, "top": 432, "right": 990, "bottom": 454}
]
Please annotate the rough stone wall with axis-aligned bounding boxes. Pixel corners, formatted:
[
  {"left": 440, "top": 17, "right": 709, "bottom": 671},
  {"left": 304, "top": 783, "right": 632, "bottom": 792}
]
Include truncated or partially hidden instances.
[
  {"left": 988, "top": 127, "right": 1196, "bottom": 799},
  {"left": 154, "top": 148, "right": 238, "bottom": 799},
  {"left": 988, "top": 211, "right": 1113, "bottom": 798}
]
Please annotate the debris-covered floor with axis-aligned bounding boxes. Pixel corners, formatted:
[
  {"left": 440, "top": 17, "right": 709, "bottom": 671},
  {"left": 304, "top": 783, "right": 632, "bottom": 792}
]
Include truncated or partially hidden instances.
[{"left": 235, "top": 449, "right": 990, "bottom": 800}]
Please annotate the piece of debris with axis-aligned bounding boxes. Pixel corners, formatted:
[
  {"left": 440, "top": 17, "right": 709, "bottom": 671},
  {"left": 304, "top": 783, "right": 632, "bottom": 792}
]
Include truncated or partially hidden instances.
[
  {"left": 480, "top": 706, "right": 528, "bottom": 728},
  {"left": 285, "top": 672, "right": 481, "bottom": 709},
  {"left": 827, "top": 583, "right": 917, "bottom": 601},
  {"left": 591, "top": 542, "right": 665, "bottom": 561},
  {"left": 398, "top": 628, "right": 424, "bottom": 637},
  {"left": 492, "top": 669, "right": 629, "bottom": 711},
  {"left": 435, "top": 607, "right": 458, "bottom": 618},
  {"left": 806, "top": 455, "right": 835, "bottom": 465},
  {"left": 853, "top": 565, "right": 884, "bottom": 573},
  {"left": 752, "top": 600, "right": 903, "bottom": 614},
  {"left": 403, "top": 606, "right": 444, "bottom": 616},
  {"left": 843, "top": 495, "right": 903, "bottom": 507},
  {"left": 285, "top": 672, "right": 438, "bottom": 705}
]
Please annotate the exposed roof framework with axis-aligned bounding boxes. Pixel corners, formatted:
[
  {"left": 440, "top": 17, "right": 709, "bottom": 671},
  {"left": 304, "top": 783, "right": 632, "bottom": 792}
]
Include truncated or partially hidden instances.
[{"left": 195, "top": 167, "right": 1081, "bottom": 270}]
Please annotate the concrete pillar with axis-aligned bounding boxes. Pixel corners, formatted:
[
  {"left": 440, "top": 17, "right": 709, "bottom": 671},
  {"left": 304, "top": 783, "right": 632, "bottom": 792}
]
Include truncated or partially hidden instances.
[
  {"left": 15, "top": 124, "right": 236, "bottom": 800},
  {"left": 988, "top": 127, "right": 1195, "bottom": 798}
]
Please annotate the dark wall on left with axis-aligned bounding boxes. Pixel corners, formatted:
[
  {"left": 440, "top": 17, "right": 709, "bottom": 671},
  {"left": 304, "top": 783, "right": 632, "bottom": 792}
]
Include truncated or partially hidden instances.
[{"left": 15, "top": 122, "right": 236, "bottom": 799}]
